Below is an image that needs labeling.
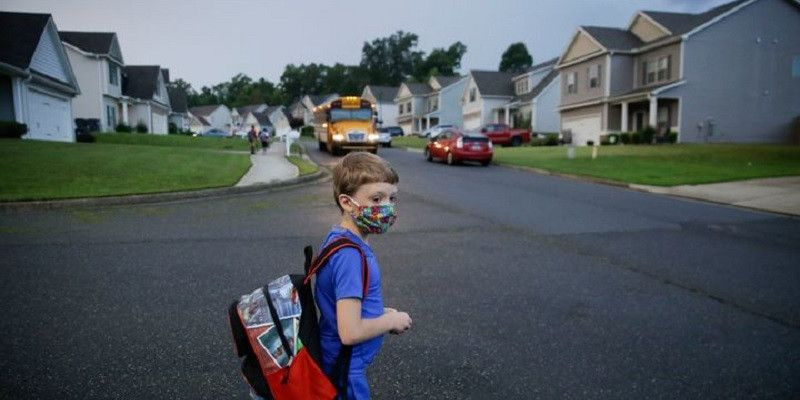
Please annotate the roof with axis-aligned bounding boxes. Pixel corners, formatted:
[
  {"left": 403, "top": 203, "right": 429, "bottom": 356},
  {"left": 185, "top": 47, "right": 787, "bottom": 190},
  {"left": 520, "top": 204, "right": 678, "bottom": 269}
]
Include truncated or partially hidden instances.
[
  {"left": 305, "top": 93, "right": 339, "bottom": 106},
  {"left": 167, "top": 87, "right": 188, "bottom": 113},
  {"left": 365, "top": 85, "right": 399, "bottom": 102},
  {"left": 581, "top": 26, "right": 644, "bottom": 51},
  {"left": 641, "top": 0, "right": 749, "bottom": 36},
  {"left": 470, "top": 70, "right": 517, "bottom": 97},
  {"left": 525, "top": 57, "right": 559, "bottom": 73},
  {"left": 515, "top": 69, "right": 559, "bottom": 103},
  {"left": 189, "top": 105, "right": 222, "bottom": 117},
  {"left": 195, "top": 115, "right": 211, "bottom": 126},
  {"left": 252, "top": 111, "right": 273, "bottom": 126},
  {"left": 404, "top": 82, "right": 433, "bottom": 96},
  {"left": 237, "top": 104, "right": 267, "bottom": 116},
  {"left": 161, "top": 68, "right": 170, "bottom": 84},
  {"left": 58, "top": 31, "right": 115, "bottom": 55},
  {"left": 265, "top": 106, "right": 284, "bottom": 118},
  {"left": 433, "top": 75, "right": 462, "bottom": 88},
  {"left": 122, "top": 65, "right": 161, "bottom": 100},
  {"left": 0, "top": 12, "right": 51, "bottom": 70}
]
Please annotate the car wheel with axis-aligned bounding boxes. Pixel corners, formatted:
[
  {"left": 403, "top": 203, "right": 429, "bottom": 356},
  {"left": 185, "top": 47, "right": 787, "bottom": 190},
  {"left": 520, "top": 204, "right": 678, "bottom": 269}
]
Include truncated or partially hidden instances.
[
  {"left": 387, "top": 142, "right": 392, "bottom": 148},
  {"left": 424, "top": 148, "right": 432, "bottom": 162},
  {"left": 481, "top": 160, "right": 491, "bottom": 167},
  {"left": 512, "top": 136, "right": 521, "bottom": 147},
  {"left": 369, "top": 148, "right": 378, "bottom": 154},
  {"left": 446, "top": 152, "right": 456, "bottom": 165}
]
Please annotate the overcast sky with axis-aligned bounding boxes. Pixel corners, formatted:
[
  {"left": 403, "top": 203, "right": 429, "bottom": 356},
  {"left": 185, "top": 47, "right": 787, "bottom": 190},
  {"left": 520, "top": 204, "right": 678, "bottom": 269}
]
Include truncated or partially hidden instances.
[{"left": 2, "top": 0, "right": 731, "bottom": 89}]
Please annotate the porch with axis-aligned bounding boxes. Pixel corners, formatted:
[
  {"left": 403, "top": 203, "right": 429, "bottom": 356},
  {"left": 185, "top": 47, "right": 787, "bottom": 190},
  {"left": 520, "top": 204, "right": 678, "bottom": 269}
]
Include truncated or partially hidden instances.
[{"left": 607, "top": 95, "right": 679, "bottom": 136}]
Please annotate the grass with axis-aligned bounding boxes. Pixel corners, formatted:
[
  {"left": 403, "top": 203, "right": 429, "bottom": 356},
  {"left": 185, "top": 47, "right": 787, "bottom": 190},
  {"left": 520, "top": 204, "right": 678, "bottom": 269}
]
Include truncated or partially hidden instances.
[
  {"left": 493, "top": 144, "right": 800, "bottom": 186},
  {"left": 0, "top": 139, "right": 251, "bottom": 201},
  {"left": 94, "top": 132, "right": 250, "bottom": 151},
  {"left": 392, "top": 136, "right": 428, "bottom": 149},
  {"left": 286, "top": 155, "right": 319, "bottom": 176}
]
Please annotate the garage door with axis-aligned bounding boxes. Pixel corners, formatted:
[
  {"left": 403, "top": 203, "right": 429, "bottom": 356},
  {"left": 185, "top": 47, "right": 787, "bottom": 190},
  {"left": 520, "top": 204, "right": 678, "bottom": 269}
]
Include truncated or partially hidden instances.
[
  {"left": 152, "top": 110, "right": 168, "bottom": 134},
  {"left": 27, "top": 90, "right": 73, "bottom": 142},
  {"left": 562, "top": 114, "right": 601, "bottom": 146},
  {"left": 463, "top": 114, "right": 481, "bottom": 131}
]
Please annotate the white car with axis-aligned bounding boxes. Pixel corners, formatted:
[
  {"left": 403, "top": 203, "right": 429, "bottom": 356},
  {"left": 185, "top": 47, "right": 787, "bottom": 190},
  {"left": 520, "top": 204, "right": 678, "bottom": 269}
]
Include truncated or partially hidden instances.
[
  {"left": 422, "top": 124, "right": 454, "bottom": 139},
  {"left": 377, "top": 128, "right": 392, "bottom": 147}
]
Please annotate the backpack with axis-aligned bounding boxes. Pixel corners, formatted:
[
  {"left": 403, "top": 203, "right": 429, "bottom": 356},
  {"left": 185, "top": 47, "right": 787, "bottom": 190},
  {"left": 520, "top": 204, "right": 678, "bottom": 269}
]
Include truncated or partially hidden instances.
[{"left": 228, "top": 237, "right": 369, "bottom": 399}]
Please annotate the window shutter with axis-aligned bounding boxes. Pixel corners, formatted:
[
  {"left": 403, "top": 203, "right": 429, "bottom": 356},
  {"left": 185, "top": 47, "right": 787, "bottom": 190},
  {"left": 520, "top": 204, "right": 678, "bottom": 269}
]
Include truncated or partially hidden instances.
[
  {"left": 641, "top": 62, "right": 647, "bottom": 85},
  {"left": 667, "top": 55, "right": 672, "bottom": 80}
]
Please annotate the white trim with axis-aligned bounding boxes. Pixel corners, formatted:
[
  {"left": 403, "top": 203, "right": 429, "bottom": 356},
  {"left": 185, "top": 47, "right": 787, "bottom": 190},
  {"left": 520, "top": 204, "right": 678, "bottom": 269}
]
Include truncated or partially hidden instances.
[
  {"left": 676, "top": 96, "right": 683, "bottom": 142},
  {"left": 679, "top": 41, "right": 685, "bottom": 79},
  {"left": 558, "top": 99, "right": 604, "bottom": 111},
  {"left": 651, "top": 80, "right": 685, "bottom": 95},
  {"left": 682, "top": 0, "right": 760, "bottom": 39},
  {"left": 556, "top": 29, "right": 608, "bottom": 67},
  {"left": 556, "top": 51, "right": 608, "bottom": 69},
  {"left": 604, "top": 54, "right": 611, "bottom": 97}
]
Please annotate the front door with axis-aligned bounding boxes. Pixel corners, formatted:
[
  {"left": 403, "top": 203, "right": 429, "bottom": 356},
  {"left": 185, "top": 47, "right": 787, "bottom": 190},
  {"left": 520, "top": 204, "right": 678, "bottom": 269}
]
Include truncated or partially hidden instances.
[{"left": 635, "top": 112, "right": 644, "bottom": 132}]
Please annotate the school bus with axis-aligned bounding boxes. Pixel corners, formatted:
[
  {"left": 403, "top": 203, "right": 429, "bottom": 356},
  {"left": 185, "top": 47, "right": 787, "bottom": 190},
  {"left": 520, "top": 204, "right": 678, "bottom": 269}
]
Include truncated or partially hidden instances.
[{"left": 314, "top": 96, "right": 379, "bottom": 155}]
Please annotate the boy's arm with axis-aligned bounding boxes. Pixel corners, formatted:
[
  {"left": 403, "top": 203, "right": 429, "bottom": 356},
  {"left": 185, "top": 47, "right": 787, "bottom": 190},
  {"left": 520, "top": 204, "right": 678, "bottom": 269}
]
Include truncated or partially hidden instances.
[{"left": 336, "top": 299, "right": 409, "bottom": 345}]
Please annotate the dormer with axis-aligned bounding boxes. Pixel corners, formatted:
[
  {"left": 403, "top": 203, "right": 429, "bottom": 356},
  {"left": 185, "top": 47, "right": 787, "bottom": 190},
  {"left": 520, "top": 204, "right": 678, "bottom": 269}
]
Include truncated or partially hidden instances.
[{"left": 628, "top": 12, "right": 671, "bottom": 43}]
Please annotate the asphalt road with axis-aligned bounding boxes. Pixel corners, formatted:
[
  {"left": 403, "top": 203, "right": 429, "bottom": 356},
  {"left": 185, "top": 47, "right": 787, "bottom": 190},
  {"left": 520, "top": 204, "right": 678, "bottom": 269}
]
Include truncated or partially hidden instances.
[{"left": 1, "top": 144, "right": 798, "bottom": 399}]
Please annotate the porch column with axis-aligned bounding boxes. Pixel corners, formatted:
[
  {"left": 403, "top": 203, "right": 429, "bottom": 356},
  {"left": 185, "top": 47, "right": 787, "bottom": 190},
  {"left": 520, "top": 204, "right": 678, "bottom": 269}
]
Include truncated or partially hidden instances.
[
  {"left": 121, "top": 101, "right": 129, "bottom": 125},
  {"left": 504, "top": 105, "right": 510, "bottom": 125},
  {"left": 426, "top": 115, "right": 430, "bottom": 129},
  {"left": 620, "top": 101, "right": 628, "bottom": 132},
  {"left": 648, "top": 96, "right": 657, "bottom": 128}
]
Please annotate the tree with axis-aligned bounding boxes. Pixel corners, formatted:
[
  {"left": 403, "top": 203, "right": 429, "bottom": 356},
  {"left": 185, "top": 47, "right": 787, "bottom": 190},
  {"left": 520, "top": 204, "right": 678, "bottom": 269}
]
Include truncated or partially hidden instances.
[
  {"left": 360, "top": 31, "right": 424, "bottom": 86},
  {"left": 499, "top": 42, "right": 533, "bottom": 73},
  {"left": 168, "top": 78, "right": 193, "bottom": 94},
  {"left": 412, "top": 41, "right": 467, "bottom": 81}
]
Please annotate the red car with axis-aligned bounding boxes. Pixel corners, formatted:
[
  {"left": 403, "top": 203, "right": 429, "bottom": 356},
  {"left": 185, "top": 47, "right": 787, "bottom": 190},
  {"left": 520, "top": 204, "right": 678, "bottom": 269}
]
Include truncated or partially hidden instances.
[
  {"left": 423, "top": 129, "right": 493, "bottom": 166},
  {"left": 479, "top": 123, "right": 530, "bottom": 146}
]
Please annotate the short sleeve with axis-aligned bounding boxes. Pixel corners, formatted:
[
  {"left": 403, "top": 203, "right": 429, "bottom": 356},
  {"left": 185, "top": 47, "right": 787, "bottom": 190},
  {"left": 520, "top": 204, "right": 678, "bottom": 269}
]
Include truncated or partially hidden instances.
[{"left": 329, "top": 247, "right": 364, "bottom": 301}]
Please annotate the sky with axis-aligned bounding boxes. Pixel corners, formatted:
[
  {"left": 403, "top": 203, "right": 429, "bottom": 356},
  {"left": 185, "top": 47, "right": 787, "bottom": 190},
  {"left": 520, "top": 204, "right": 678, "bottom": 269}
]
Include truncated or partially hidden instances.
[{"left": 2, "top": 0, "right": 732, "bottom": 90}]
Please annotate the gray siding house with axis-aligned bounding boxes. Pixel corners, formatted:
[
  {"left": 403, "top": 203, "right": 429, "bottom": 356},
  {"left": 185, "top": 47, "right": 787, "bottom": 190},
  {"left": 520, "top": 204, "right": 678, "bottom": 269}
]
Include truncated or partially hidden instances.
[{"left": 556, "top": 0, "right": 800, "bottom": 145}]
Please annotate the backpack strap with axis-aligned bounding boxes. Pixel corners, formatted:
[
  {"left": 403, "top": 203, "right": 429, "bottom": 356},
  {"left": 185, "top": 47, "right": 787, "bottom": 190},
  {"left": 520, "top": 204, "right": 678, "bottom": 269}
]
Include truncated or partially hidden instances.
[{"left": 303, "top": 236, "right": 369, "bottom": 297}]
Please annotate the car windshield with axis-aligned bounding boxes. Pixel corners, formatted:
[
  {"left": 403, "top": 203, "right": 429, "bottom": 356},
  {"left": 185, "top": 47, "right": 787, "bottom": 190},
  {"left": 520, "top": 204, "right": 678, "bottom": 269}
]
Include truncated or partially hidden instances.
[{"left": 329, "top": 108, "right": 372, "bottom": 122}]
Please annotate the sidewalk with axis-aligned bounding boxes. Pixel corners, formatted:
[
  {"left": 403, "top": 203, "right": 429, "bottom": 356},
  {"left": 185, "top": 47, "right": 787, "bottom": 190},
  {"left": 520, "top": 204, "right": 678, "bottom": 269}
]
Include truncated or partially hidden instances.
[
  {"left": 235, "top": 141, "right": 299, "bottom": 187},
  {"left": 631, "top": 176, "right": 800, "bottom": 216}
]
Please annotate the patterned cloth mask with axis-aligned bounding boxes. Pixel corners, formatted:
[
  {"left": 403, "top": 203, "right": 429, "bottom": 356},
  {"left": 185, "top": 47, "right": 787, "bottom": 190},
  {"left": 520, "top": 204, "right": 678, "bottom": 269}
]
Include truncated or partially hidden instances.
[{"left": 346, "top": 196, "right": 397, "bottom": 234}]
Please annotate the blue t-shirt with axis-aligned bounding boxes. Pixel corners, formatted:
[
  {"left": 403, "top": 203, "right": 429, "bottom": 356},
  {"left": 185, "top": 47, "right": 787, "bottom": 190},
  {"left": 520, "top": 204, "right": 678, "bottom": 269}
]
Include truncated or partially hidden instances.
[{"left": 315, "top": 226, "right": 385, "bottom": 378}]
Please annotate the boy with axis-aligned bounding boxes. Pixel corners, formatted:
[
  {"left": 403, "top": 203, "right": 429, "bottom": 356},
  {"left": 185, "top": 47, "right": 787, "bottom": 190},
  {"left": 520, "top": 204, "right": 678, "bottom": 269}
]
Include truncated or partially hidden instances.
[{"left": 316, "top": 152, "right": 412, "bottom": 399}]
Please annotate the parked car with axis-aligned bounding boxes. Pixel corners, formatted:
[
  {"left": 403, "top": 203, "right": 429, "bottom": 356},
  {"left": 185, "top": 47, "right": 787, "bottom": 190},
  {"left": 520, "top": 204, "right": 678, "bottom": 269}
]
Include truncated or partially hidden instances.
[
  {"left": 479, "top": 123, "right": 530, "bottom": 146},
  {"left": 422, "top": 124, "right": 454, "bottom": 139},
  {"left": 199, "top": 128, "right": 230, "bottom": 138},
  {"left": 383, "top": 126, "right": 404, "bottom": 137},
  {"left": 423, "top": 128, "right": 492, "bottom": 166},
  {"left": 377, "top": 127, "right": 392, "bottom": 147}
]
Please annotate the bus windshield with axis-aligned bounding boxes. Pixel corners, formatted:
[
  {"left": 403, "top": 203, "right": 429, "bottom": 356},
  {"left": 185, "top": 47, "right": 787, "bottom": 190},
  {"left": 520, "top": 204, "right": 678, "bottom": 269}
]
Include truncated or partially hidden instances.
[{"left": 329, "top": 108, "right": 373, "bottom": 122}]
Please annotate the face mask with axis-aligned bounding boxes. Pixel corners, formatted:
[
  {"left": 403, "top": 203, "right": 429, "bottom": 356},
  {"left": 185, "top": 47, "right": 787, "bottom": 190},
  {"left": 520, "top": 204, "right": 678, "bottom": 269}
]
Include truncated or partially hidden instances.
[{"left": 346, "top": 196, "right": 397, "bottom": 234}]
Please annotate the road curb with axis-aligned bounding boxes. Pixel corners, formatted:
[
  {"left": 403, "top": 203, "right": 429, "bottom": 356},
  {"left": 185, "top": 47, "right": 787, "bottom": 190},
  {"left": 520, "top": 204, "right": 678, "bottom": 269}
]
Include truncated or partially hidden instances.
[
  {"left": 400, "top": 147, "right": 424, "bottom": 153},
  {"left": 495, "top": 163, "right": 630, "bottom": 188},
  {"left": 0, "top": 169, "right": 328, "bottom": 211}
]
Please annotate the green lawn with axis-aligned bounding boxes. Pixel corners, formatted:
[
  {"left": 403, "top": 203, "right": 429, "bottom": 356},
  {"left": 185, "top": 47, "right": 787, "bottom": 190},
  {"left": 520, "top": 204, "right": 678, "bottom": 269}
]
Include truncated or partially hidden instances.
[
  {"left": 95, "top": 132, "right": 250, "bottom": 151},
  {"left": 392, "top": 136, "right": 428, "bottom": 149},
  {"left": 493, "top": 144, "right": 800, "bottom": 186},
  {"left": 0, "top": 139, "right": 251, "bottom": 201},
  {"left": 287, "top": 155, "right": 319, "bottom": 176}
]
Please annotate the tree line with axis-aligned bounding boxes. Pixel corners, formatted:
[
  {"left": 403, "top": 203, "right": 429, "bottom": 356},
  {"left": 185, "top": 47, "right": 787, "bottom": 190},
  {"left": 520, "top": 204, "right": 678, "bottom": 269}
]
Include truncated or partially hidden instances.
[{"left": 172, "top": 31, "right": 533, "bottom": 109}]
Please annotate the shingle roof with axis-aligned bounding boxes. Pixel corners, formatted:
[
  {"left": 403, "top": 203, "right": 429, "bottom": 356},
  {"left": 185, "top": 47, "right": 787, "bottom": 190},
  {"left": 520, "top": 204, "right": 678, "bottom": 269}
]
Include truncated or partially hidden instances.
[
  {"left": 515, "top": 69, "right": 559, "bottom": 103},
  {"left": 641, "top": 0, "right": 749, "bottom": 36},
  {"left": 237, "top": 104, "right": 267, "bottom": 116},
  {"left": 167, "top": 87, "right": 188, "bottom": 113},
  {"left": 122, "top": 65, "right": 161, "bottom": 100},
  {"left": 526, "top": 57, "right": 559, "bottom": 73},
  {"left": 59, "top": 31, "right": 115, "bottom": 55},
  {"left": 365, "top": 85, "right": 399, "bottom": 102},
  {"left": 0, "top": 12, "right": 51, "bottom": 70},
  {"left": 189, "top": 105, "right": 222, "bottom": 117},
  {"left": 252, "top": 111, "right": 273, "bottom": 126},
  {"left": 404, "top": 82, "right": 433, "bottom": 96},
  {"left": 161, "top": 68, "right": 170, "bottom": 84},
  {"left": 433, "top": 75, "right": 462, "bottom": 88},
  {"left": 470, "top": 70, "right": 517, "bottom": 97},
  {"left": 581, "top": 26, "right": 644, "bottom": 51}
]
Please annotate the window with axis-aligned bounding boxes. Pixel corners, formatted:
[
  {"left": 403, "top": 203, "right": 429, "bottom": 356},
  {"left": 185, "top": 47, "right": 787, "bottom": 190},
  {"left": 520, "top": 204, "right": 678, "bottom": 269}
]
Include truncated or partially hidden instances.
[
  {"left": 646, "top": 60, "right": 657, "bottom": 84},
  {"left": 516, "top": 79, "right": 528, "bottom": 95},
  {"left": 108, "top": 63, "right": 118, "bottom": 85},
  {"left": 106, "top": 105, "right": 117, "bottom": 128},
  {"left": 589, "top": 64, "right": 601, "bottom": 88},
  {"left": 567, "top": 72, "right": 577, "bottom": 94},
  {"left": 657, "top": 56, "right": 671, "bottom": 81},
  {"left": 406, "top": 102, "right": 411, "bottom": 113},
  {"left": 469, "top": 87, "right": 476, "bottom": 102},
  {"left": 398, "top": 104, "right": 403, "bottom": 114}
]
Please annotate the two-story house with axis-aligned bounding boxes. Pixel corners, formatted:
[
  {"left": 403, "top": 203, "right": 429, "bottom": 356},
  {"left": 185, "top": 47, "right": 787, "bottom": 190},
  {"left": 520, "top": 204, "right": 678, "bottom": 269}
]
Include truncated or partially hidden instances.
[
  {"left": 557, "top": 0, "right": 800, "bottom": 145},
  {"left": 0, "top": 12, "right": 80, "bottom": 142},
  {"left": 189, "top": 104, "right": 232, "bottom": 133},
  {"left": 122, "top": 65, "right": 171, "bottom": 134},
  {"left": 59, "top": 31, "right": 126, "bottom": 133},
  {"left": 287, "top": 99, "right": 306, "bottom": 128},
  {"left": 233, "top": 104, "right": 268, "bottom": 134},
  {"left": 460, "top": 70, "right": 517, "bottom": 131},
  {"left": 361, "top": 85, "right": 399, "bottom": 127},
  {"left": 506, "top": 58, "right": 562, "bottom": 135},
  {"left": 423, "top": 76, "right": 467, "bottom": 131},
  {"left": 394, "top": 82, "right": 431, "bottom": 135}
]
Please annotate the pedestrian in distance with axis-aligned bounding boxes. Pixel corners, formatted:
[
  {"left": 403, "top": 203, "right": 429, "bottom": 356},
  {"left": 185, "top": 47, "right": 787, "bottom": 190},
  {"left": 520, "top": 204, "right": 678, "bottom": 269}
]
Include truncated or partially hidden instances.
[
  {"left": 259, "top": 129, "right": 270, "bottom": 154},
  {"left": 248, "top": 125, "right": 258, "bottom": 155}
]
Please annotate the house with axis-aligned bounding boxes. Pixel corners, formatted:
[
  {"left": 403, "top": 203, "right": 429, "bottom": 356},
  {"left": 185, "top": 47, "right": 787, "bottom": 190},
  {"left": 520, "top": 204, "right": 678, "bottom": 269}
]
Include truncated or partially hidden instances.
[
  {"left": 188, "top": 112, "right": 210, "bottom": 134},
  {"left": 361, "top": 85, "right": 399, "bottom": 127},
  {"left": 252, "top": 110, "right": 273, "bottom": 134},
  {"left": 424, "top": 76, "right": 467, "bottom": 130},
  {"left": 301, "top": 93, "right": 339, "bottom": 125},
  {"left": 59, "top": 31, "right": 127, "bottom": 133},
  {"left": 394, "top": 82, "right": 431, "bottom": 134},
  {"left": 0, "top": 12, "right": 80, "bottom": 142},
  {"left": 188, "top": 104, "right": 231, "bottom": 133},
  {"left": 287, "top": 99, "right": 306, "bottom": 127},
  {"left": 122, "top": 65, "right": 171, "bottom": 134},
  {"left": 460, "top": 70, "right": 517, "bottom": 131},
  {"left": 264, "top": 105, "right": 291, "bottom": 137},
  {"left": 167, "top": 87, "right": 189, "bottom": 132},
  {"left": 507, "top": 58, "right": 562, "bottom": 135},
  {"left": 233, "top": 103, "right": 268, "bottom": 132},
  {"left": 556, "top": 0, "right": 800, "bottom": 145}
]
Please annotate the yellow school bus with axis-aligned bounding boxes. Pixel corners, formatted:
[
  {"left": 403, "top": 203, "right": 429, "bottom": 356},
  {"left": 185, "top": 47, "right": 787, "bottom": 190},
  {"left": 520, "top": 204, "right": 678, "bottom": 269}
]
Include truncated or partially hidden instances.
[{"left": 314, "top": 96, "right": 379, "bottom": 155}]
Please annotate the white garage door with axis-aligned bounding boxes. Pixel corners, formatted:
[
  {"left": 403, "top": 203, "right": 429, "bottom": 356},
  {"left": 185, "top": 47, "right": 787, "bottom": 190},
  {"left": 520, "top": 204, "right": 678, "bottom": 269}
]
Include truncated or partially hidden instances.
[
  {"left": 562, "top": 114, "right": 601, "bottom": 146},
  {"left": 27, "top": 90, "right": 73, "bottom": 142},
  {"left": 152, "top": 110, "right": 168, "bottom": 134},
  {"left": 463, "top": 114, "right": 481, "bottom": 131}
]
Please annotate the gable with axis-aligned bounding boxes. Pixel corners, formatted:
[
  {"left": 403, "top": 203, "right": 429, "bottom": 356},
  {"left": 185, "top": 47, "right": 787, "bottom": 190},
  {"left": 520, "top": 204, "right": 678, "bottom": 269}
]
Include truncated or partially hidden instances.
[
  {"left": 395, "top": 84, "right": 412, "bottom": 100},
  {"left": 461, "top": 75, "right": 479, "bottom": 101},
  {"left": 109, "top": 35, "right": 123, "bottom": 63},
  {"left": 561, "top": 31, "right": 604, "bottom": 64},
  {"left": 428, "top": 76, "right": 441, "bottom": 91},
  {"left": 30, "top": 21, "right": 71, "bottom": 83},
  {"left": 630, "top": 13, "right": 670, "bottom": 42}
]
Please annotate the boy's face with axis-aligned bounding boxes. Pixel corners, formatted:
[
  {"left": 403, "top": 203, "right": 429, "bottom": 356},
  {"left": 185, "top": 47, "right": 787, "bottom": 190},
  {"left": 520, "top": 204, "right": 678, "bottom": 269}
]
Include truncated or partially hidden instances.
[{"left": 339, "top": 182, "right": 398, "bottom": 213}]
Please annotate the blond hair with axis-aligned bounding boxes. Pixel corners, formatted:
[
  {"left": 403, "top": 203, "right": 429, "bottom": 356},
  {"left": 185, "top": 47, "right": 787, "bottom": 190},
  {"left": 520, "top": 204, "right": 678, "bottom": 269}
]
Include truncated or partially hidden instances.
[{"left": 332, "top": 152, "right": 399, "bottom": 212}]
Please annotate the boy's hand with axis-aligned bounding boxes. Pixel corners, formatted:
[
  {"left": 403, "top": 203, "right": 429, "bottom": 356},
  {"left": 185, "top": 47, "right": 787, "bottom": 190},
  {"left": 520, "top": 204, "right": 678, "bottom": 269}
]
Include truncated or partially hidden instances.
[
  {"left": 383, "top": 307, "right": 397, "bottom": 314},
  {"left": 387, "top": 311, "right": 411, "bottom": 335}
]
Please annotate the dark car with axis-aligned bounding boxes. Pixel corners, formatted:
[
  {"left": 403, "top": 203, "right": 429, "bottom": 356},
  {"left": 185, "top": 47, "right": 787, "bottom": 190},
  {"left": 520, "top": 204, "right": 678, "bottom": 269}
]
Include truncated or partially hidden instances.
[
  {"left": 383, "top": 126, "right": 404, "bottom": 137},
  {"left": 200, "top": 128, "right": 230, "bottom": 138},
  {"left": 423, "top": 129, "right": 493, "bottom": 166}
]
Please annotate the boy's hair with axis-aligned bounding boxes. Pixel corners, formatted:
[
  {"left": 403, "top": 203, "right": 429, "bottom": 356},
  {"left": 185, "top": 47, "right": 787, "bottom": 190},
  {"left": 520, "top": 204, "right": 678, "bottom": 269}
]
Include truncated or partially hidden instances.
[{"left": 332, "top": 152, "right": 399, "bottom": 212}]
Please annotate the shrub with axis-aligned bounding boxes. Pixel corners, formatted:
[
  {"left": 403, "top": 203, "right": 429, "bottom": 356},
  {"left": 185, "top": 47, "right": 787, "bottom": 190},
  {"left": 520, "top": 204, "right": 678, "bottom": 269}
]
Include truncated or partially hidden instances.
[
  {"left": 115, "top": 123, "right": 132, "bottom": 133},
  {"left": 619, "top": 133, "right": 631, "bottom": 144},
  {"left": 529, "top": 137, "right": 546, "bottom": 146},
  {"left": 587, "top": 140, "right": 595, "bottom": 146},
  {"left": 0, "top": 120, "right": 28, "bottom": 138},
  {"left": 545, "top": 133, "right": 559, "bottom": 146},
  {"left": 76, "top": 131, "right": 96, "bottom": 143},
  {"left": 667, "top": 131, "right": 678, "bottom": 143},
  {"left": 135, "top": 122, "right": 148, "bottom": 133},
  {"left": 300, "top": 125, "right": 315, "bottom": 137},
  {"left": 631, "top": 132, "right": 641, "bottom": 144},
  {"left": 639, "top": 126, "right": 656, "bottom": 144},
  {"left": 168, "top": 122, "right": 178, "bottom": 134}
]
